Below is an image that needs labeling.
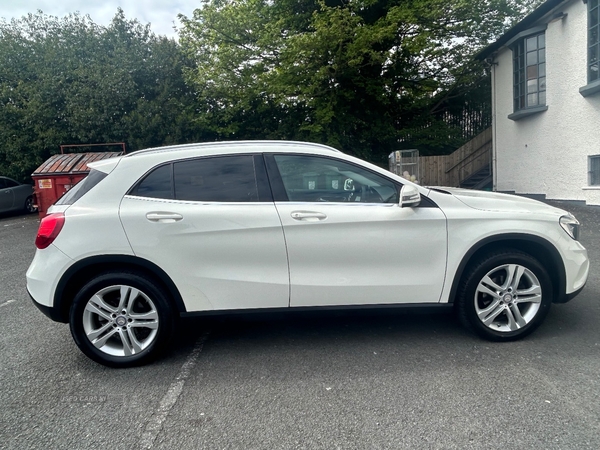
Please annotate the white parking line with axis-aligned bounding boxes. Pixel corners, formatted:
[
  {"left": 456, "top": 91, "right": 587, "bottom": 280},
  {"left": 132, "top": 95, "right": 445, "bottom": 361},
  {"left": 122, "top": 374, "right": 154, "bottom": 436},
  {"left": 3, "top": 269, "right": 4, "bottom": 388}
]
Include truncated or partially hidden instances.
[
  {"left": 0, "top": 300, "right": 16, "bottom": 308},
  {"left": 138, "top": 331, "right": 211, "bottom": 449}
]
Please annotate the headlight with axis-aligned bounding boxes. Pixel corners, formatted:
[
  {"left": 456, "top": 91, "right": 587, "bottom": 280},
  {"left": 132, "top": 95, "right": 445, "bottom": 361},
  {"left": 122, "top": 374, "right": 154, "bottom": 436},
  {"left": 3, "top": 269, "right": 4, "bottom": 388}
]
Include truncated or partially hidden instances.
[{"left": 560, "top": 215, "right": 580, "bottom": 240}]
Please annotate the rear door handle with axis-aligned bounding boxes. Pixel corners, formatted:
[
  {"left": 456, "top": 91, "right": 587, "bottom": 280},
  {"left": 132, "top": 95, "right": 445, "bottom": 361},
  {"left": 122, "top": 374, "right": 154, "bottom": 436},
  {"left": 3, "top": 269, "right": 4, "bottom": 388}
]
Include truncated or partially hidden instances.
[
  {"left": 290, "top": 211, "right": 327, "bottom": 221},
  {"left": 146, "top": 212, "right": 183, "bottom": 223}
]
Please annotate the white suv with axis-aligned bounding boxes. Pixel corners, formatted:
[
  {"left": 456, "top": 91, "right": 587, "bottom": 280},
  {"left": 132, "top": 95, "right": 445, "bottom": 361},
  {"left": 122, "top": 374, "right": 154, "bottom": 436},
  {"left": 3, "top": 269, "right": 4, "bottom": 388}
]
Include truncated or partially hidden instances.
[{"left": 26, "top": 141, "right": 589, "bottom": 367}]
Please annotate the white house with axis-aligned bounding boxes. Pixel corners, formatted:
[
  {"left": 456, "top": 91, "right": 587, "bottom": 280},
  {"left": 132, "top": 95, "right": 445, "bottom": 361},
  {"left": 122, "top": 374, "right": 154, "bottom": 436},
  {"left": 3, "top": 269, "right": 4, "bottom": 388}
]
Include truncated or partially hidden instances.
[{"left": 478, "top": 0, "right": 600, "bottom": 205}]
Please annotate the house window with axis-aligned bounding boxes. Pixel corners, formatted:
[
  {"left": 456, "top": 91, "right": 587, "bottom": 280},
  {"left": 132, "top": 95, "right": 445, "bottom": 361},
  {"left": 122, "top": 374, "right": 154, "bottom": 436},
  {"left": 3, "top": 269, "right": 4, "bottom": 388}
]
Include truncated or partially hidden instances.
[
  {"left": 589, "top": 0, "right": 600, "bottom": 83},
  {"left": 513, "top": 33, "right": 546, "bottom": 111},
  {"left": 589, "top": 156, "right": 600, "bottom": 186}
]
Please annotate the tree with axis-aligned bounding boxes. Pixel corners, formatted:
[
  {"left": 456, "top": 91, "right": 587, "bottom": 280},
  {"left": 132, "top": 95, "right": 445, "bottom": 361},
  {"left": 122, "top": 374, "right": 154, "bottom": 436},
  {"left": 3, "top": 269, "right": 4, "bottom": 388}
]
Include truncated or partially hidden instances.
[
  {"left": 0, "top": 10, "right": 204, "bottom": 181},
  {"left": 180, "top": 0, "right": 540, "bottom": 162}
]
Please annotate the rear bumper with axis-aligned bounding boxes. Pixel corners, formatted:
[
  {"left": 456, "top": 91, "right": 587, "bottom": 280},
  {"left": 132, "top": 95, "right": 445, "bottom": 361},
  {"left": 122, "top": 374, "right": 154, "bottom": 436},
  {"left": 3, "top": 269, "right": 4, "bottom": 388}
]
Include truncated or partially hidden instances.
[
  {"left": 28, "top": 288, "right": 65, "bottom": 322},
  {"left": 26, "top": 244, "right": 73, "bottom": 323},
  {"left": 26, "top": 244, "right": 73, "bottom": 308}
]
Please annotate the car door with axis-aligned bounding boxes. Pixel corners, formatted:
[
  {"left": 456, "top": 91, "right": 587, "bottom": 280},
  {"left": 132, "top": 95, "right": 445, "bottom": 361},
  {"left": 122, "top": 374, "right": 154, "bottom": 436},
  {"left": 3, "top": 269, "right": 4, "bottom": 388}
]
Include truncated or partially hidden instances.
[
  {"left": 13, "top": 182, "right": 32, "bottom": 210},
  {"left": 266, "top": 153, "right": 448, "bottom": 307},
  {"left": 119, "top": 154, "right": 290, "bottom": 312},
  {"left": 0, "top": 178, "right": 15, "bottom": 212}
]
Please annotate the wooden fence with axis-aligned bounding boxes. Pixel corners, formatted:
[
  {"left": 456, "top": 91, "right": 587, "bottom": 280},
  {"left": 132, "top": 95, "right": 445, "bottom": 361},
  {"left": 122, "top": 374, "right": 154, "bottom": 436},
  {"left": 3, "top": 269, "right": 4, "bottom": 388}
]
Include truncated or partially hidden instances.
[{"left": 419, "top": 127, "right": 492, "bottom": 187}]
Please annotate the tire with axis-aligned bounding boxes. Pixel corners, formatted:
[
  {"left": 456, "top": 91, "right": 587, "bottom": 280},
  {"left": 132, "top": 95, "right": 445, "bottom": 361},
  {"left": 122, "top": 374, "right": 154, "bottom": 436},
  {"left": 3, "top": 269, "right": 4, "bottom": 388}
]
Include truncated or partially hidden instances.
[
  {"left": 69, "top": 271, "right": 175, "bottom": 367},
  {"left": 456, "top": 250, "right": 553, "bottom": 341},
  {"left": 24, "top": 196, "right": 37, "bottom": 213}
]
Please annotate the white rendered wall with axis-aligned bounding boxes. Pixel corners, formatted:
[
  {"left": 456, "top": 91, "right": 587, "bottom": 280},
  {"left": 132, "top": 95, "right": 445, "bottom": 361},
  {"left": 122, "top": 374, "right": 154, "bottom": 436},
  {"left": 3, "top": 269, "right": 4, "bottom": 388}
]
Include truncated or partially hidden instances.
[{"left": 493, "top": 0, "right": 600, "bottom": 205}]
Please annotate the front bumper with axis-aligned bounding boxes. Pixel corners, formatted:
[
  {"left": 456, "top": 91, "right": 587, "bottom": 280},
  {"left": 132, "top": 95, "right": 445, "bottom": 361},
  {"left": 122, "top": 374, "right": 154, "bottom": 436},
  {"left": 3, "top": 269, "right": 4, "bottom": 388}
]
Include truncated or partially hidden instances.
[
  {"left": 555, "top": 282, "right": 587, "bottom": 304},
  {"left": 557, "top": 234, "right": 589, "bottom": 302}
]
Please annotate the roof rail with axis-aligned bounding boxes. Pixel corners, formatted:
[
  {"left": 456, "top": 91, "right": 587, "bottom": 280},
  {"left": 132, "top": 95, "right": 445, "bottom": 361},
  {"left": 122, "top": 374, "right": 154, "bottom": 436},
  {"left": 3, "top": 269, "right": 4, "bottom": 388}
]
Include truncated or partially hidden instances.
[{"left": 125, "top": 140, "right": 341, "bottom": 157}]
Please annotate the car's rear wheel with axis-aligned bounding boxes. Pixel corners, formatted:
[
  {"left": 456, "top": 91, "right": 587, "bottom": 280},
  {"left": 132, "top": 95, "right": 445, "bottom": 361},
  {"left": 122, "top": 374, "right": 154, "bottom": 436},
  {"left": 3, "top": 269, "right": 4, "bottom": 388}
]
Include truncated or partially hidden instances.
[
  {"left": 69, "top": 272, "right": 174, "bottom": 367},
  {"left": 456, "top": 250, "right": 553, "bottom": 341}
]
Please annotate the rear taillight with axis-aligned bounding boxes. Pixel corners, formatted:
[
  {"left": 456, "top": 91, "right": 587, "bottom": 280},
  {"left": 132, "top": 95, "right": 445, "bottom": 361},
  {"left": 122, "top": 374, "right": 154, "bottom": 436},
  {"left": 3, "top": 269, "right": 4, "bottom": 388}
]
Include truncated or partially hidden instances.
[{"left": 35, "top": 213, "right": 65, "bottom": 249}]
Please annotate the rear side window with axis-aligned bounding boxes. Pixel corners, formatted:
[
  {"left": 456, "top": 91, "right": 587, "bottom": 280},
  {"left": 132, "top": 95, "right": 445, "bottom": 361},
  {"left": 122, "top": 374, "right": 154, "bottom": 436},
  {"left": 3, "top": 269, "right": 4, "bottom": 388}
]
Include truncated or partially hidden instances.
[
  {"left": 55, "top": 169, "right": 107, "bottom": 205},
  {"left": 131, "top": 155, "right": 260, "bottom": 202},
  {"left": 174, "top": 156, "right": 258, "bottom": 202}
]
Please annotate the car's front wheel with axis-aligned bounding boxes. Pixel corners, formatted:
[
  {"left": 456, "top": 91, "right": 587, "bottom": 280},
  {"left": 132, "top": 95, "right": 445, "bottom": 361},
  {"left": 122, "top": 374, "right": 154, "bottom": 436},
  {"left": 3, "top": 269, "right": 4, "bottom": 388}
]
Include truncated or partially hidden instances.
[
  {"left": 456, "top": 250, "right": 553, "bottom": 341},
  {"left": 69, "top": 272, "right": 175, "bottom": 367},
  {"left": 24, "top": 196, "right": 36, "bottom": 213}
]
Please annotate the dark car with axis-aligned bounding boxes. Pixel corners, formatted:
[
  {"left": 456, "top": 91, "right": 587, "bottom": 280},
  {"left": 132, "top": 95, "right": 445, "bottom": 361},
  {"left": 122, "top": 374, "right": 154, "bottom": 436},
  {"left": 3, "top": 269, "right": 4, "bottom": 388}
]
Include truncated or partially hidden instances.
[{"left": 0, "top": 176, "right": 36, "bottom": 214}]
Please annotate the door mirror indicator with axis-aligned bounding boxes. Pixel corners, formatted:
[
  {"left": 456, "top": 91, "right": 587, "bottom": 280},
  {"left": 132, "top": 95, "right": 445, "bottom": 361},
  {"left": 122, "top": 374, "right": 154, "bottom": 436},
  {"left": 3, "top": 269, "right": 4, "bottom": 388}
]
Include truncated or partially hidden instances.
[{"left": 400, "top": 185, "right": 421, "bottom": 207}]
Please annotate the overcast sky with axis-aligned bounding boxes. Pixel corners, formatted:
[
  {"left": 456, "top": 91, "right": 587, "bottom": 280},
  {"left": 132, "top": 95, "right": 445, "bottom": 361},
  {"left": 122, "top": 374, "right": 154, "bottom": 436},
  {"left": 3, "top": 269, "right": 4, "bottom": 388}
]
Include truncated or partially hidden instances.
[{"left": 0, "top": 0, "right": 200, "bottom": 37}]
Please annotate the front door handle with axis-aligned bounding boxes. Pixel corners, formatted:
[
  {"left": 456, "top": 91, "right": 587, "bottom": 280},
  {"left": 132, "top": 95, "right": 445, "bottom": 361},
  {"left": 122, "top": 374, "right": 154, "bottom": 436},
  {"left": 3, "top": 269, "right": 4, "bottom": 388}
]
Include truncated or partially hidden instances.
[
  {"left": 146, "top": 212, "right": 183, "bottom": 223},
  {"left": 290, "top": 211, "right": 327, "bottom": 221}
]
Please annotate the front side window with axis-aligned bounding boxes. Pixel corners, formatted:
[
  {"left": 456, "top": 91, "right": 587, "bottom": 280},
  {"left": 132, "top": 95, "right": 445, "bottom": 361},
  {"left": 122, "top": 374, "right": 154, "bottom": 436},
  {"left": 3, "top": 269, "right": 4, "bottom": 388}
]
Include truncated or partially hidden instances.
[
  {"left": 513, "top": 32, "right": 546, "bottom": 111},
  {"left": 273, "top": 155, "right": 398, "bottom": 203},
  {"left": 589, "top": 0, "right": 599, "bottom": 83},
  {"left": 589, "top": 155, "right": 600, "bottom": 186}
]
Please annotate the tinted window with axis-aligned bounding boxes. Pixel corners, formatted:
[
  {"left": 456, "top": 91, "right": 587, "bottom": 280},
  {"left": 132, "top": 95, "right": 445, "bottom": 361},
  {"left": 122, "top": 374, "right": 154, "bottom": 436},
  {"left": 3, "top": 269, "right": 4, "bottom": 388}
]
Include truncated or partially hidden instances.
[
  {"left": 4, "top": 178, "right": 18, "bottom": 188},
  {"left": 133, "top": 164, "right": 173, "bottom": 199},
  {"left": 56, "top": 169, "right": 108, "bottom": 205},
  {"left": 174, "top": 155, "right": 258, "bottom": 202},
  {"left": 274, "top": 155, "right": 398, "bottom": 203},
  {"left": 0, "top": 178, "right": 6, "bottom": 189}
]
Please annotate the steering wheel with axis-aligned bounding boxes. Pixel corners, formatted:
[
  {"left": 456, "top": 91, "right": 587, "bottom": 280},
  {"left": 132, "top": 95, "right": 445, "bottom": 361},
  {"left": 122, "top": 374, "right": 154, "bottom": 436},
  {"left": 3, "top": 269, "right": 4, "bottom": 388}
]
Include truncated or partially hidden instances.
[{"left": 361, "top": 185, "right": 383, "bottom": 203}]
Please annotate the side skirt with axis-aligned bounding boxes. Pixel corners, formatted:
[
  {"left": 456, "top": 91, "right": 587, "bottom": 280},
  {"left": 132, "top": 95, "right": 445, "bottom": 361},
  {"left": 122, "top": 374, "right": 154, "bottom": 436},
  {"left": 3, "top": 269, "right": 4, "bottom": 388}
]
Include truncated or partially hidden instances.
[{"left": 180, "top": 303, "right": 454, "bottom": 319}]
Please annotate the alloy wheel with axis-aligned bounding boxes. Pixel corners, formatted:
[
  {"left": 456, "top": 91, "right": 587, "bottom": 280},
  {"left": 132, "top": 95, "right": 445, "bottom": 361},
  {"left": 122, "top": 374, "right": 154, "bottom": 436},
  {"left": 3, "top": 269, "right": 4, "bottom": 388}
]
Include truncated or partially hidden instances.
[
  {"left": 474, "top": 263, "right": 542, "bottom": 333},
  {"left": 82, "top": 285, "right": 159, "bottom": 357}
]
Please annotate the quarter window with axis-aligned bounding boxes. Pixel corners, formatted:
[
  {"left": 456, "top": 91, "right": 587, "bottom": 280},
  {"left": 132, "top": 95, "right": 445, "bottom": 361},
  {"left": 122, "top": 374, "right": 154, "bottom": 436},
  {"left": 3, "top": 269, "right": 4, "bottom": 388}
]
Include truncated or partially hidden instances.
[
  {"left": 590, "top": 0, "right": 599, "bottom": 83},
  {"left": 513, "top": 32, "right": 546, "bottom": 111},
  {"left": 273, "top": 155, "right": 398, "bottom": 203}
]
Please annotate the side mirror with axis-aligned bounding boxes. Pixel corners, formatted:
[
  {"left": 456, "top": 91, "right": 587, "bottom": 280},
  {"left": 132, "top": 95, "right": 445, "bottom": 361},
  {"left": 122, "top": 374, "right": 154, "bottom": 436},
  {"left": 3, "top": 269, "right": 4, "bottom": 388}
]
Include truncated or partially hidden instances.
[{"left": 400, "top": 184, "right": 421, "bottom": 207}]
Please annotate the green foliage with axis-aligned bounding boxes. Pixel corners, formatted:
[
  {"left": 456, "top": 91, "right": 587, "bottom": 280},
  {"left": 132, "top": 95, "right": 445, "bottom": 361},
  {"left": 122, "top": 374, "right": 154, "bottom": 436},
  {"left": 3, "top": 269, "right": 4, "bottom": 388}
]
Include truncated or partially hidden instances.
[
  {"left": 180, "top": 0, "right": 538, "bottom": 162},
  {"left": 0, "top": 1, "right": 543, "bottom": 180},
  {"left": 0, "top": 10, "right": 204, "bottom": 181}
]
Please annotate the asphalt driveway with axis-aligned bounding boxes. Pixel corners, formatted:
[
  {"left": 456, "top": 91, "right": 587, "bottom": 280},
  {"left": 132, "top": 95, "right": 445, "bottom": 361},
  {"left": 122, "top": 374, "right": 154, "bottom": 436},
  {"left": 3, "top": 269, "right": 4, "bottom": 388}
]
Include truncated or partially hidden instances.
[{"left": 0, "top": 201, "right": 599, "bottom": 449}]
